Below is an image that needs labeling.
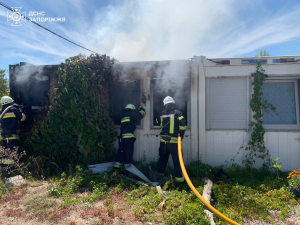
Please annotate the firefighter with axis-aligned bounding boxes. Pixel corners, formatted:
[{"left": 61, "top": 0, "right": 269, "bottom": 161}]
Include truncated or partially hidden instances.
[
  {"left": 0, "top": 96, "right": 26, "bottom": 169},
  {"left": 114, "top": 104, "right": 146, "bottom": 170},
  {"left": 155, "top": 96, "right": 186, "bottom": 183}
]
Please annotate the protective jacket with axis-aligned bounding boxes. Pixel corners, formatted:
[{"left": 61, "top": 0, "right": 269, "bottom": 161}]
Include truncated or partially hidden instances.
[
  {"left": 120, "top": 106, "right": 145, "bottom": 138},
  {"left": 156, "top": 109, "right": 186, "bottom": 143},
  {"left": 0, "top": 104, "right": 26, "bottom": 140}
]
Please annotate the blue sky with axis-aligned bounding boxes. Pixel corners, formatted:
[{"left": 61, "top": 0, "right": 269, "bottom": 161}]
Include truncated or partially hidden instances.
[{"left": 0, "top": 0, "right": 300, "bottom": 77}]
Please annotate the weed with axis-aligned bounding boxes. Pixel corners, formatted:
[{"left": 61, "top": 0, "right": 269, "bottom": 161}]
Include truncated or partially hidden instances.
[
  {"left": 126, "top": 161, "right": 297, "bottom": 224},
  {"left": 80, "top": 207, "right": 103, "bottom": 219},
  {"left": 104, "top": 198, "right": 111, "bottom": 206},
  {"left": 25, "top": 197, "right": 58, "bottom": 218},
  {"left": 0, "top": 147, "right": 27, "bottom": 175},
  {"left": 90, "top": 220, "right": 103, "bottom": 225},
  {"left": 65, "top": 222, "right": 77, "bottom": 225},
  {"left": 273, "top": 157, "right": 282, "bottom": 179},
  {"left": 4, "top": 208, "right": 24, "bottom": 217},
  {"left": 107, "top": 204, "right": 115, "bottom": 218},
  {"left": 0, "top": 175, "right": 7, "bottom": 199},
  {"left": 0, "top": 186, "right": 26, "bottom": 203},
  {"left": 212, "top": 183, "right": 297, "bottom": 224},
  {"left": 47, "top": 166, "right": 84, "bottom": 198},
  {"left": 45, "top": 205, "right": 73, "bottom": 221},
  {"left": 9, "top": 200, "right": 20, "bottom": 207}
]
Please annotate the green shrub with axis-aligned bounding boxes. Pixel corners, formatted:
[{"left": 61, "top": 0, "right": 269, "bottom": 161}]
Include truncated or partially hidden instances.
[{"left": 25, "top": 54, "right": 117, "bottom": 171}]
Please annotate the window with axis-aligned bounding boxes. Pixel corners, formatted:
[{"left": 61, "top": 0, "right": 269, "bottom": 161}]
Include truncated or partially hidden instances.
[
  {"left": 206, "top": 77, "right": 250, "bottom": 130},
  {"left": 109, "top": 81, "right": 141, "bottom": 126},
  {"left": 151, "top": 79, "right": 190, "bottom": 127},
  {"left": 262, "top": 79, "right": 300, "bottom": 130}
]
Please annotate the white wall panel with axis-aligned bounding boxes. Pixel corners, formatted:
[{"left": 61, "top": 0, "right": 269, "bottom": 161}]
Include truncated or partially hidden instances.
[
  {"left": 278, "top": 132, "right": 289, "bottom": 171},
  {"left": 288, "top": 133, "right": 300, "bottom": 171},
  {"left": 204, "top": 131, "right": 300, "bottom": 171}
]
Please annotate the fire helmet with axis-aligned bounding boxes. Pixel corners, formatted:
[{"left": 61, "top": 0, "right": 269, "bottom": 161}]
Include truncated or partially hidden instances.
[
  {"left": 1, "top": 96, "right": 14, "bottom": 106},
  {"left": 163, "top": 96, "right": 175, "bottom": 106},
  {"left": 125, "top": 104, "right": 136, "bottom": 110}
]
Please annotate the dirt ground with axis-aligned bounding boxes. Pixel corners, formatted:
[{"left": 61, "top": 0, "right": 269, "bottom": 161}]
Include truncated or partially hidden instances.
[
  {"left": 0, "top": 181, "right": 156, "bottom": 225},
  {"left": 1, "top": 181, "right": 300, "bottom": 225}
]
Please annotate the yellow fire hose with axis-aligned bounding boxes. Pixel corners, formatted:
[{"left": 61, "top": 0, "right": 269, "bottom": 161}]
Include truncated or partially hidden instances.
[{"left": 178, "top": 137, "right": 240, "bottom": 225}]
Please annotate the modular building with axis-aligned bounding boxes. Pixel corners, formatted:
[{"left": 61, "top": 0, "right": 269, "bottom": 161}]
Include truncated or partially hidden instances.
[
  {"left": 9, "top": 56, "right": 300, "bottom": 171},
  {"left": 111, "top": 56, "right": 300, "bottom": 172}
]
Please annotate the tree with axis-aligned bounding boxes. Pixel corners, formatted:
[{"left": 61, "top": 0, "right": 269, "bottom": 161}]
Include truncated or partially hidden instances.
[
  {"left": 0, "top": 69, "right": 9, "bottom": 97},
  {"left": 256, "top": 50, "right": 269, "bottom": 57}
]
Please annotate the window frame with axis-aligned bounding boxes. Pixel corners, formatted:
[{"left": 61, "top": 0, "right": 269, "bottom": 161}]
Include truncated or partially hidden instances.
[
  {"left": 150, "top": 78, "right": 191, "bottom": 129},
  {"left": 206, "top": 77, "right": 251, "bottom": 130},
  {"left": 109, "top": 80, "right": 143, "bottom": 129},
  {"left": 262, "top": 79, "right": 300, "bottom": 131}
]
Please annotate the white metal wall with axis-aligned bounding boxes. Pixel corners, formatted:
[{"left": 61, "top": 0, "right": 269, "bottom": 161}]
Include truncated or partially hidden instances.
[
  {"left": 202, "top": 57, "right": 300, "bottom": 171},
  {"left": 205, "top": 131, "right": 300, "bottom": 171},
  {"left": 115, "top": 56, "right": 300, "bottom": 172}
]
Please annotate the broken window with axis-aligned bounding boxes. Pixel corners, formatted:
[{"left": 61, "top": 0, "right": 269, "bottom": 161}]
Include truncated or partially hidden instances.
[
  {"left": 262, "top": 79, "right": 300, "bottom": 130},
  {"left": 151, "top": 79, "right": 190, "bottom": 127},
  {"left": 109, "top": 81, "right": 141, "bottom": 126}
]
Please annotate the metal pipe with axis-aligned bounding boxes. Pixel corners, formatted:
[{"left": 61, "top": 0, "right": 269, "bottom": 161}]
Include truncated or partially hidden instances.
[{"left": 178, "top": 136, "right": 240, "bottom": 225}]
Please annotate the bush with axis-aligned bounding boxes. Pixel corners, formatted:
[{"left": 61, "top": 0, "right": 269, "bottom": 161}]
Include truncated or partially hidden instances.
[{"left": 24, "top": 54, "right": 117, "bottom": 170}]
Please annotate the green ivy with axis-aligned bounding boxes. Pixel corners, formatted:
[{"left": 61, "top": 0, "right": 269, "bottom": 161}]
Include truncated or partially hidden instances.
[
  {"left": 243, "top": 58, "right": 276, "bottom": 167},
  {"left": 24, "top": 54, "right": 117, "bottom": 170}
]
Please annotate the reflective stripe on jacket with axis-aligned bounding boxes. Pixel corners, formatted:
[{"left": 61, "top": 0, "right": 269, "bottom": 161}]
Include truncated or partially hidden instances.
[
  {"left": 120, "top": 107, "right": 145, "bottom": 138},
  {"left": 156, "top": 109, "right": 187, "bottom": 141},
  {"left": 0, "top": 105, "right": 25, "bottom": 137}
]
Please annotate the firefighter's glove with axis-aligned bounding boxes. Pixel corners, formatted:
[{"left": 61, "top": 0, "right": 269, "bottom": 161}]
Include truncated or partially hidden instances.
[
  {"left": 138, "top": 106, "right": 145, "bottom": 112},
  {"left": 180, "top": 135, "right": 184, "bottom": 141}
]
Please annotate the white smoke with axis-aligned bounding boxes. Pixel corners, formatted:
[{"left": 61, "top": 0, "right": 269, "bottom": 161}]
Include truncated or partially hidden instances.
[
  {"left": 88, "top": 0, "right": 240, "bottom": 61},
  {"left": 83, "top": 0, "right": 300, "bottom": 62},
  {"left": 14, "top": 64, "right": 46, "bottom": 83}
]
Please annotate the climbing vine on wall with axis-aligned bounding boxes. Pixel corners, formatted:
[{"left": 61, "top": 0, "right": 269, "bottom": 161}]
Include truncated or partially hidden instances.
[
  {"left": 24, "top": 54, "right": 117, "bottom": 170},
  {"left": 243, "top": 58, "right": 276, "bottom": 167}
]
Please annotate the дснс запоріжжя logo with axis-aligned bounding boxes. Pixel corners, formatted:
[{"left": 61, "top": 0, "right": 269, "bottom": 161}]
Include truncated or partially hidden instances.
[
  {"left": 6, "top": 7, "right": 66, "bottom": 26},
  {"left": 7, "top": 7, "right": 26, "bottom": 26}
]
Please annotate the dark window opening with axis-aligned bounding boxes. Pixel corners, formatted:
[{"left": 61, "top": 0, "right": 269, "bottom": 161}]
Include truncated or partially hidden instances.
[
  {"left": 151, "top": 79, "right": 190, "bottom": 126},
  {"left": 109, "top": 81, "right": 141, "bottom": 125}
]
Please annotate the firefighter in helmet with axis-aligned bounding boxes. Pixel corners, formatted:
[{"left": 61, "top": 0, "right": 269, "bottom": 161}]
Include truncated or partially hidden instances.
[
  {"left": 155, "top": 96, "right": 186, "bottom": 183},
  {"left": 114, "top": 104, "right": 146, "bottom": 170},
  {"left": 0, "top": 96, "right": 26, "bottom": 168}
]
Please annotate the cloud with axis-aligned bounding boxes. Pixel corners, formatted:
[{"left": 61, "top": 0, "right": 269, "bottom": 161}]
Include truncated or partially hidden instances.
[
  {"left": 0, "top": 0, "right": 300, "bottom": 66},
  {"left": 77, "top": 0, "right": 300, "bottom": 61}
]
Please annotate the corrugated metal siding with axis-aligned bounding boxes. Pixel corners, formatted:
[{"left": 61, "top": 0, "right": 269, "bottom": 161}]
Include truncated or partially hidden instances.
[
  {"left": 133, "top": 129, "right": 192, "bottom": 168},
  {"left": 205, "top": 130, "right": 300, "bottom": 171},
  {"left": 265, "top": 132, "right": 300, "bottom": 171},
  {"left": 205, "top": 131, "right": 248, "bottom": 167}
]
